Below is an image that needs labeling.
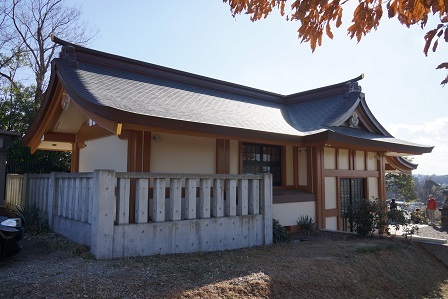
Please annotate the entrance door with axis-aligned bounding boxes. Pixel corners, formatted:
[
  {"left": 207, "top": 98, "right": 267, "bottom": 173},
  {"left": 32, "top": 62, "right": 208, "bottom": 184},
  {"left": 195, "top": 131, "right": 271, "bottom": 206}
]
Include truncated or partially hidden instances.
[{"left": 340, "top": 178, "right": 365, "bottom": 232}]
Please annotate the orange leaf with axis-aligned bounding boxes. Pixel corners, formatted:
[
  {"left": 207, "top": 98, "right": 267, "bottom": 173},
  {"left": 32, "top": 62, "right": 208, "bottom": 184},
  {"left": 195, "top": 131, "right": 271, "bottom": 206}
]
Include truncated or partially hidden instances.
[{"left": 326, "top": 23, "right": 334, "bottom": 39}]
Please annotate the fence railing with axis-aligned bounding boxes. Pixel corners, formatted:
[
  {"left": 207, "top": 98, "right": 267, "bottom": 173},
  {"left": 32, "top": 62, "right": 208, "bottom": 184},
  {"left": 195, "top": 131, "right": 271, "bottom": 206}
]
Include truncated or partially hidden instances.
[{"left": 5, "top": 170, "right": 273, "bottom": 259}]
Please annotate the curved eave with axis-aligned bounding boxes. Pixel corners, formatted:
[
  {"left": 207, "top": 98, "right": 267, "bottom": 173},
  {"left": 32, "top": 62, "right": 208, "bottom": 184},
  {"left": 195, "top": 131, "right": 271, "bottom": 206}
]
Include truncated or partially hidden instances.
[
  {"left": 358, "top": 96, "right": 392, "bottom": 136},
  {"left": 22, "top": 62, "right": 64, "bottom": 153},
  {"left": 303, "top": 130, "right": 434, "bottom": 155},
  {"left": 385, "top": 156, "right": 417, "bottom": 174}
]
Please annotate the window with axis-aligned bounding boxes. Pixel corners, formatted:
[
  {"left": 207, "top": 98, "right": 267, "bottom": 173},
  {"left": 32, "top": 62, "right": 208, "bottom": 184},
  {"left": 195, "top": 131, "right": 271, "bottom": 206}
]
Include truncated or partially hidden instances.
[
  {"left": 340, "top": 178, "right": 365, "bottom": 232},
  {"left": 243, "top": 143, "right": 281, "bottom": 186}
]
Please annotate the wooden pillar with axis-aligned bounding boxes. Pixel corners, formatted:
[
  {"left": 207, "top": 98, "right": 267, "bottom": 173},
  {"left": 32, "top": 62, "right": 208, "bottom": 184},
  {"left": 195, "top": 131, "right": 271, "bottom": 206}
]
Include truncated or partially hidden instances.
[
  {"left": 293, "top": 147, "right": 298, "bottom": 189},
  {"left": 71, "top": 143, "right": 80, "bottom": 173},
  {"left": 216, "top": 139, "right": 230, "bottom": 174},
  {"left": 313, "top": 146, "right": 325, "bottom": 229},
  {"left": 378, "top": 153, "right": 386, "bottom": 201},
  {"left": 127, "top": 130, "right": 151, "bottom": 223}
]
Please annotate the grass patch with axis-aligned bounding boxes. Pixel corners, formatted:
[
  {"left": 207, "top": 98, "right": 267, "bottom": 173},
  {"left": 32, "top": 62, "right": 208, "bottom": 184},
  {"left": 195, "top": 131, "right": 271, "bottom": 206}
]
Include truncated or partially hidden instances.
[{"left": 355, "top": 243, "right": 397, "bottom": 254}]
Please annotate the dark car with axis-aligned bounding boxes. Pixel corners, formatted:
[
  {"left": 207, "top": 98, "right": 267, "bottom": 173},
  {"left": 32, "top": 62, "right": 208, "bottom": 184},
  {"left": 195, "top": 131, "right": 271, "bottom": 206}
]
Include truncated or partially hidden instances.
[{"left": 0, "top": 206, "right": 24, "bottom": 257}]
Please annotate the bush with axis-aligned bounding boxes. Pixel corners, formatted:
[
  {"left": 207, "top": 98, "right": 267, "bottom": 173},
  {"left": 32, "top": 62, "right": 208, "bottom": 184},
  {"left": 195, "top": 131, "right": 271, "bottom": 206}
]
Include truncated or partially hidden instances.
[
  {"left": 410, "top": 210, "right": 427, "bottom": 224},
  {"left": 297, "top": 215, "right": 316, "bottom": 235},
  {"left": 273, "top": 218, "right": 290, "bottom": 243},
  {"left": 14, "top": 204, "right": 49, "bottom": 235},
  {"left": 346, "top": 197, "right": 388, "bottom": 237}
]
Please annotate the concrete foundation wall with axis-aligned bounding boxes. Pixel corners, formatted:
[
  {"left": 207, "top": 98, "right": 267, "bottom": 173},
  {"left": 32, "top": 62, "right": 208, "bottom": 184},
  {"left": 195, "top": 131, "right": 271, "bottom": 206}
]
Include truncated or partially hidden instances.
[
  {"left": 53, "top": 216, "right": 92, "bottom": 246},
  {"left": 417, "top": 242, "right": 448, "bottom": 267},
  {"left": 6, "top": 170, "right": 273, "bottom": 259},
  {"left": 112, "top": 215, "right": 263, "bottom": 257}
]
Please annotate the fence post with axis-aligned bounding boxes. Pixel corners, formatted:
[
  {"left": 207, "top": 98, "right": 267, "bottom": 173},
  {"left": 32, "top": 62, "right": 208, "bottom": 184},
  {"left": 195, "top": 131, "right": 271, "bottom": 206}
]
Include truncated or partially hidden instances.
[
  {"left": 47, "top": 172, "right": 58, "bottom": 229},
  {"left": 261, "top": 173, "right": 273, "bottom": 245},
  {"left": 21, "top": 173, "right": 29, "bottom": 207},
  {"left": 91, "top": 170, "right": 116, "bottom": 259}
]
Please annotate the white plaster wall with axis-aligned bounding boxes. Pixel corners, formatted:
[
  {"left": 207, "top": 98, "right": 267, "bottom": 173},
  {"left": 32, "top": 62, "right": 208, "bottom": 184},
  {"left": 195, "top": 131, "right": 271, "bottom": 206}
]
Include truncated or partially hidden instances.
[
  {"left": 298, "top": 148, "right": 307, "bottom": 186},
  {"left": 273, "top": 201, "right": 316, "bottom": 226},
  {"left": 355, "top": 151, "right": 365, "bottom": 170},
  {"left": 286, "top": 146, "right": 293, "bottom": 186},
  {"left": 368, "top": 177, "right": 379, "bottom": 199},
  {"left": 229, "top": 140, "right": 239, "bottom": 174},
  {"left": 325, "top": 177, "right": 337, "bottom": 209},
  {"left": 79, "top": 135, "right": 127, "bottom": 172},
  {"left": 366, "top": 152, "right": 378, "bottom": 171},
  {"left": 338, "top": 149, "right": 349, "bottom": 170},
  {"left": 324, "top": 147, "right": 336, "bottom": 169},
  {"left": 150, "top": 133, "right": 215, "bottom": 173},
  {"left": 325, "top": 216, "right": 338, "bottom": 230}
]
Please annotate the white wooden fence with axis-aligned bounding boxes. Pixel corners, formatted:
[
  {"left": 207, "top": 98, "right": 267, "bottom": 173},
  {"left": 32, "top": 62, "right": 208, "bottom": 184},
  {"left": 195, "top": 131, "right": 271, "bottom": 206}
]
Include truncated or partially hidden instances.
[{"left": 5, "top": 170, "right": 273, "bottom": 258}]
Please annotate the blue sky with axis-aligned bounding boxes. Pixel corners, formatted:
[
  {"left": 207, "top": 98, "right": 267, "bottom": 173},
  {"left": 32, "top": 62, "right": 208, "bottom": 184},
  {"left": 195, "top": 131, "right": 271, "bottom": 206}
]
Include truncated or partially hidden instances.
[{"left": 71, "top": 0, "right": 447, "bottom": 175}]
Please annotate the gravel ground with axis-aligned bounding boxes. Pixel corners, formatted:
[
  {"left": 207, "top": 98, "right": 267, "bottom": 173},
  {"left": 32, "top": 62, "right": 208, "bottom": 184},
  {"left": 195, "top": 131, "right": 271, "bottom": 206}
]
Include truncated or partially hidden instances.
[
  {"left": 415, "top": 224, "right": 448, "bottom": 240},
  {"left": 391, "top": 224, "right": 448, "bottom": 240},
  {"left": 0, "top": 227, "right": 447, "bottom": 298}
]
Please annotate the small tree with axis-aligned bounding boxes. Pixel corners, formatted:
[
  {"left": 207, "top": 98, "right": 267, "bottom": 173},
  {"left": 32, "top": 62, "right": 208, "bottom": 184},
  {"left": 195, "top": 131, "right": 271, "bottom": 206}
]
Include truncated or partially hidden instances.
[{"left": 386, "top": 173, "right": 418, "bottom": 202}]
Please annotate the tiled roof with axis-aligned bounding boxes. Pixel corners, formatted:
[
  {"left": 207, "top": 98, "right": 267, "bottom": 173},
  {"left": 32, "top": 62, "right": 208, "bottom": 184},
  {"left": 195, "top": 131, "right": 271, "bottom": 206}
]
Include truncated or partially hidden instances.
[
  {"left": 57, "top": 58, "right": 308, "bottom": 136},
  {"left": 49, "top": 40, "right": 433, "bottom": 154}
]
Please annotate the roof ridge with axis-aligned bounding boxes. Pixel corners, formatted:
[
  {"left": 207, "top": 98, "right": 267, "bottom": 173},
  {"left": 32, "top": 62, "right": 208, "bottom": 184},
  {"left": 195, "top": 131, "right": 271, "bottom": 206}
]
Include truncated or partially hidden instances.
[
  {"left": 51, "top": 35, "right": 365, "bottom": 105},
  {"left": 52, "top": 35, "right": 287, "bottom": 104}
]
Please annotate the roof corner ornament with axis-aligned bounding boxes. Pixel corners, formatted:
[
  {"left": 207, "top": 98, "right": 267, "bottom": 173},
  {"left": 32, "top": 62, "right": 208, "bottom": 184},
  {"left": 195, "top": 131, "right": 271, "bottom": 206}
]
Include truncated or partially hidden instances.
[
  {"left": 349, "top": 111, "right": 359, "bottom": 127},
  {"left": 344, "top": 81, "right": 362, "bottom": 98},
  {"left": 61, "top": 92, "right": 70, "bottom": 110},
  {"left": 60, "top": 45, "right": 78, "bottom": 67}
]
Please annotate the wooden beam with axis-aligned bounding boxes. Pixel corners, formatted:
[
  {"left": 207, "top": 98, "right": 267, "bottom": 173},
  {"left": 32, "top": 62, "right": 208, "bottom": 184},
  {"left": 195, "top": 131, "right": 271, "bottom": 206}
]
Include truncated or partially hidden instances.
[
  {"left": 77, "top": 123, "right": 114, "bottom": 142},
  {"left": 43, "top": 132, "right": 76, "bottom": 143},
  {"left": 323, "top": 169, "right": 379, "bottom": 177},
  {"left": 216, "top": 139, "right": 230, "bottom": 174}
]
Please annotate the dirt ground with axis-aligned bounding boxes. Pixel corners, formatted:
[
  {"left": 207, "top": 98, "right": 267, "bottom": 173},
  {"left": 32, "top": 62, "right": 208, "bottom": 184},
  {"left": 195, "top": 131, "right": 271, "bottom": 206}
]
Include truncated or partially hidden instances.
[{"left": 1, "top": 230, "right": 448, "bottom": 299}]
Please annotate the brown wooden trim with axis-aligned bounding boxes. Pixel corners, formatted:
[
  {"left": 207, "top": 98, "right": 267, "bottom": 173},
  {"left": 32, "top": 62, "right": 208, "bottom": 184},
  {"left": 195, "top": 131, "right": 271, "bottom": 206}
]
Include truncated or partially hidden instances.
[
  {"left": 77, "top": 123, "right": 114, "bottom": 142},
  {"left": 273, "top": 193, "right": 315, "bottom": 204},
  {"left": 323, "top": 169, "right": 379, "bottom": 177},
  {"left": 335, "top": 148, "right": 340, "bottom": 170},
  {"left": 293, "top": 147, "right": 298, "bottom": 188},
  {"left": 216, "top": 139, "right": 230, "bottom": 174},
  {"left": 336, "top": 177, "right": 341, "bottom": 230},
  {"left": 350, "top": 150, "right": 355, "bottom": 170},
  {"left": 306, "top": 146, "right": 313, "bottom": 193},
  {"left": 70, "top": 142, "right": 79, "bottom": 173},
  {"left": 378, "top": 154, "right": 386, "bottom": 200},
  {"left": 27, "top": 84, "right": 64, "bottom": 153},
  {"left": 122, "top": 122, "right": 306, "bottom": 147},
  {"left": 324, "top": 208, "right": 339, "bottom": 218},
  {"left": 43, "top": 132, "right": 76, "bottom": 143},
  {"left": 143, "top": 131, "right": 151, "bottom": 172},
  {"left": 281, "top": 146, "right": 287, "bottom": 187},
  {"left": 313, "top": 146, "right": 325, "bottom": 229},
  {"left": 363, "top": 151, "right": 367, "bottom": 171},
  {"left": 238, "top": 141, "right": 243, "bottom": 174}
]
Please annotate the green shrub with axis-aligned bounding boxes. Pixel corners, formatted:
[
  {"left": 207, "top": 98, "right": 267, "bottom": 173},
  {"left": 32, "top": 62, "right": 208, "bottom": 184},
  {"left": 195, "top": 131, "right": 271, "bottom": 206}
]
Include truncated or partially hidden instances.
[
  {"left": 346, "top": 197, "right": 388, "bottom": 237},
  {"left": 14, "top": 204, "right": 49, "bottom": 235},
  {"left": 273, "top": 218, "right": 290, "bottom": 243},
  {"left": 297, "top": 215, "right": 316, "bottom": 235}
]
